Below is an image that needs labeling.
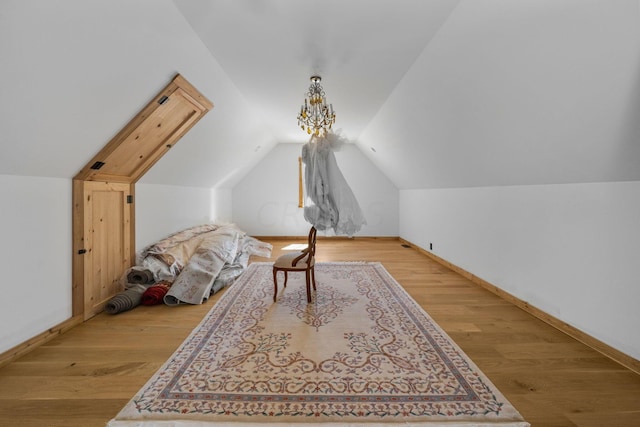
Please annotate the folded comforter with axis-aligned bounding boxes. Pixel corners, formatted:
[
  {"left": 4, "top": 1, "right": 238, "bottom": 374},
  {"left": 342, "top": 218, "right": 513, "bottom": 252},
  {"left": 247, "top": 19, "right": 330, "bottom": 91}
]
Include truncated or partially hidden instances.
[
  {"left": 138, "top": 224, "right": 272, "bottom": 305},
  {"left": 163, "top": 226, "right": 241, "bottom": 305}
]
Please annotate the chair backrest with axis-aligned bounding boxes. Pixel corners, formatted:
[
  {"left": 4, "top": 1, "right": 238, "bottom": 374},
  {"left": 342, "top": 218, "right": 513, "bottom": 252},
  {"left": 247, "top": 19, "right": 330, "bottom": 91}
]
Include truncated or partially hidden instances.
[
  {"left": 292, "top": 227, "right": 316, "bottom": 267},
  {"left": 307, "top": 226, "right": 317, "bottom": 258}
]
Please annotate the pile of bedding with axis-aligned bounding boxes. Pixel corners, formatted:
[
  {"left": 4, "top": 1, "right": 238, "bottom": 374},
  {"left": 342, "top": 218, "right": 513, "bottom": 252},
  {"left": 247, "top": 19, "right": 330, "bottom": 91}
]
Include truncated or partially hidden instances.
[{"left": 106, "top": 224, "right": 272, "bottom": 313}]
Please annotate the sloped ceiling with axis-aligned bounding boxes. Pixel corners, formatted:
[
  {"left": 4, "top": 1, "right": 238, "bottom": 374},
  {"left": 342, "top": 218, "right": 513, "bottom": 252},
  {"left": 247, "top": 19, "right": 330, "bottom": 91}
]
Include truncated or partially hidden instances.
[
  {"left": 1, "top": 0, "right": 639, "bottom": 190},
  {"left": 172, "top": 0, "right": 460, "bottom": 143},
  {"left": 172, "top": 0, "right": 640, "bottom": 190},
  {"left": 360, "top": 0, "right": 640, "bottom": 189}
]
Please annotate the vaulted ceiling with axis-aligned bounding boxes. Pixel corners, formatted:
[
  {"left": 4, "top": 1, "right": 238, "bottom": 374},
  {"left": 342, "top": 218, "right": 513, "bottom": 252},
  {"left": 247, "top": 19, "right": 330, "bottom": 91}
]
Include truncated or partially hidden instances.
[
  {"left": 172, "top": 0, "right": 460, "bottom": 144},
  {"left": 2, "top": 0, "right": 639, "bottom": 190},
  {"left": 170, "top": 0, "right": 640, "bottom": 189}
]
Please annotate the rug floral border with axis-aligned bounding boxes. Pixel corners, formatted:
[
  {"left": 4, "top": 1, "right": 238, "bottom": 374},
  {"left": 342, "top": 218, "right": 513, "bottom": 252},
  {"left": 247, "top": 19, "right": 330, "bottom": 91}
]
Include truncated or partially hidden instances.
[{"left": 110, "top": 262, "right": 529, "bottom": 426}]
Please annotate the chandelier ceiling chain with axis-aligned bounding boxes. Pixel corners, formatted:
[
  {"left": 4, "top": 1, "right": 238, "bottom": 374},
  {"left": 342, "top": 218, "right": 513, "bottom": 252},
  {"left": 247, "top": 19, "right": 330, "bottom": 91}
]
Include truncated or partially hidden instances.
[{"left": 297, "top": 76, "right": 336, "bottom": 136}]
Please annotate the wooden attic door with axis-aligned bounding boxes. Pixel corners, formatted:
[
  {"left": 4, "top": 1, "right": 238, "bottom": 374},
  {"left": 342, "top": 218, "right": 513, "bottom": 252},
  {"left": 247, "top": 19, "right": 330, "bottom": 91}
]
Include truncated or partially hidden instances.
[
  {"left": 77, "top": 181, "right": 132, "bottom": 319},
  {"left": 73, "top": 74, "right": 213, "bottom": 320}
]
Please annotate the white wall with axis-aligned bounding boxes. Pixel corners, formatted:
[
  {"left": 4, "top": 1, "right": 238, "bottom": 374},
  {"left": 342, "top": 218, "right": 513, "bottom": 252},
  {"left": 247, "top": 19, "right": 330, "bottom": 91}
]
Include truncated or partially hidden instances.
[
  {"left": 232, "top": 143, "right": 399, "bottom": 236},
  {"left": 0, "top": 177, "right": 230, "bottom": 355},
  {"left": 210, "top": 188, "right": 233, "bottom": 225},
  {"left": 136, "top": 184, "right": 232, "bottom": 250},
  {"left": 400, "top": 180, "right": 640, "bottom": 360},
  {"left": 0, "top": 0, "right": 253, "bottom": 355},
  {"left": 135, "top": 184, "right": 227, "bottom": 250},
  {"left": 0, "top": 175, "right": 72, "bottom": 352}
]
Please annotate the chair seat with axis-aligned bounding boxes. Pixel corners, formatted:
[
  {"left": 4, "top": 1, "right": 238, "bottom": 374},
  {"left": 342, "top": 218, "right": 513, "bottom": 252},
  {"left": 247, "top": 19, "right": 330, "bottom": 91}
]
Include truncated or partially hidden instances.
[{"left": 273, "top": 251, "right": 315, "bottom": 269}]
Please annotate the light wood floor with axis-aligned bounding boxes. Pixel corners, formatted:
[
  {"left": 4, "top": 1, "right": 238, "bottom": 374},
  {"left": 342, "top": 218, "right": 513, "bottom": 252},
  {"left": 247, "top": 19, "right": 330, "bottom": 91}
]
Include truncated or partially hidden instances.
[{"left": 1, "top": 238, "right": 639, "bottom": 426}]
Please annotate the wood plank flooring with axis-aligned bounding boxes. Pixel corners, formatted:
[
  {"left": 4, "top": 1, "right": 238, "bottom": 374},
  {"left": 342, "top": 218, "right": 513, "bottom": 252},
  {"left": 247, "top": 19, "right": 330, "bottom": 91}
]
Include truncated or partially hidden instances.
[{"left": 1, "top": 237, "right": 639, "bottom": 426}]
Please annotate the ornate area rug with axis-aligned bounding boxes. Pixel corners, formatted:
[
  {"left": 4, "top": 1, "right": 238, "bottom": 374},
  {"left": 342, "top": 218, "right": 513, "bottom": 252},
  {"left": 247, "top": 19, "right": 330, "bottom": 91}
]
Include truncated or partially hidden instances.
[{"left": 109, "top": 262, "right": 529, "bottom": 426}]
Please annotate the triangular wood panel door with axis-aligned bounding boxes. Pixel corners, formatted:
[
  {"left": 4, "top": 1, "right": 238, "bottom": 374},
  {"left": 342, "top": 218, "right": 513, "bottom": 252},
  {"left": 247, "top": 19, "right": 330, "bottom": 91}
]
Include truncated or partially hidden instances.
[
  {"left": 72, "top": 74, "right": 212, "bottom": 320},
  {"left": 75, "top": 74, "right": 213, "bottom": 184}
]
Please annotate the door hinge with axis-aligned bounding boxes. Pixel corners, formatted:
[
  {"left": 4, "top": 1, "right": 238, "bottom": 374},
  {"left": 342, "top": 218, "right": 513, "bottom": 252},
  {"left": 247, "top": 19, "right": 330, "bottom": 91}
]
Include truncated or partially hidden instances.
[
  {"left": 90, "top": 161, "right": 105, "bottom": 170},
  {"left": 158, "top": 95, "right": 170, "bottom": 105},
  {"left": 127, "top": 195, "right": 133, "bottom": 204}
]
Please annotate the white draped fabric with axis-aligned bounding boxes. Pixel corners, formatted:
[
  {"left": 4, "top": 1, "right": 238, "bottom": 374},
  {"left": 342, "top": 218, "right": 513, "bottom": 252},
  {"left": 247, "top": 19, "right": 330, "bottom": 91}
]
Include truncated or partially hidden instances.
[{"left": 301, "top": 132, "right": 366, "bottom": 236}]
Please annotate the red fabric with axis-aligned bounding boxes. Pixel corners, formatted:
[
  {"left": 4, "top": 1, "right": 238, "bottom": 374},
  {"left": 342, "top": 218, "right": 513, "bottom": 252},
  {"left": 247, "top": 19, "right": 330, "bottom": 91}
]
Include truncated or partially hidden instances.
[{"left": 141, "top": 281, "right": 171, "bottom": 306}]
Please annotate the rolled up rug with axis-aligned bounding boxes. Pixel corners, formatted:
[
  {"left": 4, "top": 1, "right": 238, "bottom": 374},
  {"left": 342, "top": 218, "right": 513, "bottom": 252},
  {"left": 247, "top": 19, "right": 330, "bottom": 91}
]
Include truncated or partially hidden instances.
[
  {"left": 127, "top": 268, "right": 155, "bottom": 285},
  {"left": 141, "top": 281, "right": 172, "bottom": 306},
  {"left": 104, "top": 284, "right": 147, "bottom": 314}
]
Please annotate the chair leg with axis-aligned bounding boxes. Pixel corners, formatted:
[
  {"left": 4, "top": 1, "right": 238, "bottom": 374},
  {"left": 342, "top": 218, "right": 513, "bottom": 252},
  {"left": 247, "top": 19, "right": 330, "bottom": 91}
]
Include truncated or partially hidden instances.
[
  {"left": 272, "top": 268, "right": 278, "bottom": 302},
  {"left": 305, "top": 269, "right": 312, "bottom": 303},
  {"left": 283, "top": 271, "right": 288, "bottom": 287},
  {"left": 311, "top": 267, "right": 316, "bottom": 291}
]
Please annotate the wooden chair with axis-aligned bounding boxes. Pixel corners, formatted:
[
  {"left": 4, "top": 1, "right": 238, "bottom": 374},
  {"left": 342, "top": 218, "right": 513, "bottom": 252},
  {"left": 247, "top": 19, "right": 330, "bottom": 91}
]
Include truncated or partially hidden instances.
[{"left": 273, "top": 227, "right": 317, "bottom": 303}]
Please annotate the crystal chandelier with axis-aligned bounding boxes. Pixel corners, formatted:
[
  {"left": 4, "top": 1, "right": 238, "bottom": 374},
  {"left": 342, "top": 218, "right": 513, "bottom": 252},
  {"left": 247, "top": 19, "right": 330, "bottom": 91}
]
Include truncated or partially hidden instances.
[{"left": 297, "top": 76, "right": 336, "bottom": 136}]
